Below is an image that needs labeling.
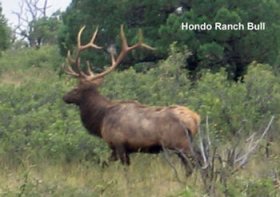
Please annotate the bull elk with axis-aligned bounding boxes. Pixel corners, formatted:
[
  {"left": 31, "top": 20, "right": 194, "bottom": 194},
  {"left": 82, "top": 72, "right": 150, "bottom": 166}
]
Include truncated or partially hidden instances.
[{"left": 62, "top": 25, "right": 200, "bottom": 175}]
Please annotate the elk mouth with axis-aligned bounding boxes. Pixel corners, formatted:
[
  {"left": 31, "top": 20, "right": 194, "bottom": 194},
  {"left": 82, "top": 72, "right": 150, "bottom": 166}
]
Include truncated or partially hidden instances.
[{"left": 63, "top": 94, "right": 77, "bottom": 105}]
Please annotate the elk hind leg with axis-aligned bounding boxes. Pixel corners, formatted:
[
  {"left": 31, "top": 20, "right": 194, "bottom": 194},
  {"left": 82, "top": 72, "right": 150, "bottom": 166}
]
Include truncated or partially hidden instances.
[
  {"left": 100, "top": 148, "right": 119, "bottom": 168},
  {"left": 177, "top": 152, "right": 194, "bottom": 176}
]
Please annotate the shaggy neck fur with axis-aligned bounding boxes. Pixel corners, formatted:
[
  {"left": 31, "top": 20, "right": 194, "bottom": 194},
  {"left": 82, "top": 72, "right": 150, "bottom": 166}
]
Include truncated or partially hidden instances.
[{"left": 79, "top": 88, "right": 112, "bottom": 137}]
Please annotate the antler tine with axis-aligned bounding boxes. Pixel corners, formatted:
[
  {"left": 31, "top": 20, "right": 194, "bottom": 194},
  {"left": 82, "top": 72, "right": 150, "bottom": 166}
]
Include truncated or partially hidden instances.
[
  {"left": 90, "top": 25, "right": 154, "bottom": 80},
  {"left": 127, "top": 28, "right": 155, "bottom": 51},
  {"left": 84, "top": 61, "right": 95, "bottom": 78},
  {"left": 67, "top": 50, "right": 75, "bottom": 64},
  {"left": 78, "top": 26, "right": 102, "bottom": 51},
  {"left": 63, "top": 50, "right": 81, "bottom": 77},
  {"left": 120, "top": 24, "right": 129, "bottom": 51},
  {"left": 64, "top": 26, "right": 103, "bottom": 80},
  {"left": 63, "top": 63, "right": 80, "bottom": 77},
  {"left": 77, "top": 26, "right": 86, "bottom": 50},
  {"left": 64, "top": 25, "right": 153, "bottom": 82}
]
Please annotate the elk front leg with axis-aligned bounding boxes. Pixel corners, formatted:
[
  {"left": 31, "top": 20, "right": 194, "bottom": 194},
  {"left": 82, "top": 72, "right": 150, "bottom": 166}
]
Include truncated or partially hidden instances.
[
  {"left": 115, "top": 145, "right": 130, "bottom": 165},
  {"left": 109, "top": 149, "right": 118, "bottom": 162}
]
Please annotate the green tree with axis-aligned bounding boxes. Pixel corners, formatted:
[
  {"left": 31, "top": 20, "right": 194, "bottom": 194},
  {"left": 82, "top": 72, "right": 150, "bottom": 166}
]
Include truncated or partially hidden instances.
[
  {"left": 13, "top": 0, "right": 62, "bottom": 48},
  {"left": 59, "top": 0, "right": 280, "bottom": 78},
  {"left": 30, "top": 13, "right": 63, "bottom": 47},
  {"left": 0, "top": 3, "right": 10, "bottom": 52},
  {"left": 159, "top": 0, "right": 280, "bottom": 79},
  {"left": 58, "top": 0, "right": 182, "bottom": 71}
]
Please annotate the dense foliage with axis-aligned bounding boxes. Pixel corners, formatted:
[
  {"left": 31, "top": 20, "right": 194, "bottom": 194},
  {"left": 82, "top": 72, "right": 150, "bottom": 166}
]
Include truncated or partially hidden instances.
[
  {"left": 58, "top": 0, "right": 179, "bottom": 70},
  {"left": 28, "top": 13, "right": 63, "bottom": 47},
  {"left": 59, "top": 0, "right": 280, "bottom": 78},
  {"left": 160, "top": 0, "right": 280, "bottom": 79}
]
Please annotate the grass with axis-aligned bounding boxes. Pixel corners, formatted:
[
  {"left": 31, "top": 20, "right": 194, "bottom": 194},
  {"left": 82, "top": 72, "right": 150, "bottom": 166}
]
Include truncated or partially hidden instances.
[
  {"left": 1, "top": 146, "right": 280, "bottom": 197},
  {"left": 0, "top": 154, "right": 192, "bottom": 197}
]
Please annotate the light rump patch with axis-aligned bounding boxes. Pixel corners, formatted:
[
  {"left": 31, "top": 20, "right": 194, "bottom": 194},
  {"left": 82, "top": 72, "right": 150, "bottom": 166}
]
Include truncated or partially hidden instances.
[{"left": 169, "top": 105, "right": 201, "bottom": 136}]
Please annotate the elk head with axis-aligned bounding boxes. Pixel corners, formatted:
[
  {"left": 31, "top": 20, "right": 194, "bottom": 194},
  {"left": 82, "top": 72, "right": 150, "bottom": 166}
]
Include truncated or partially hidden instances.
[{"left": 63, "top": 25, "right": 154, "bottom": 106}]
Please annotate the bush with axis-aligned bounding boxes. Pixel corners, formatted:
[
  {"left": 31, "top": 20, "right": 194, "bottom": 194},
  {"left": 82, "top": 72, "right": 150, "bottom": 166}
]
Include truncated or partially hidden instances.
[
  {"left": 246, "top": 179, "right": 276, "bottom": 197},
  {"left": 103, "top": 45, "right": 192, "bottom": 106},
  {"left": 0, "top": 73, "right": 108, "bottom": 166},
  {"left": 1, "top": 45, "right": 279, "bottom": 166},
  {"left": 189, "top": 63, "right": 280, "bottom": 137}
]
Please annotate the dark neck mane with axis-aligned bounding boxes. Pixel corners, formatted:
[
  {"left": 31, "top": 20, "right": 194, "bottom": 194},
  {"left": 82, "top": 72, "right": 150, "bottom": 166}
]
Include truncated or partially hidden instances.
[{"left": 79, "top": 90, "right": 111, "bottom": 137}]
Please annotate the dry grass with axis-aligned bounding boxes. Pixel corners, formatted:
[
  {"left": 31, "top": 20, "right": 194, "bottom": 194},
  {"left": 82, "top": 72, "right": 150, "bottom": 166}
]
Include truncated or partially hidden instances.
[
  {"left": 1, "top": 147, "right": 279, "bottom": 197},
  {"left": 0, "top": 155, "right": 196, "bottom": 197},
  {"left": 0, "top": 67, "right": 59, "bottom": 86}
]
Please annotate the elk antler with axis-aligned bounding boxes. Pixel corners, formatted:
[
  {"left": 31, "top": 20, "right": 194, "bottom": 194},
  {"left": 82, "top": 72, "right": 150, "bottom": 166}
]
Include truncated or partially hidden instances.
[
  {"left": 64, "top": 26, "right": 102, "bottom": 80},
  {"left": 64, "top": 25, "right": 154, "bottom": 82}
]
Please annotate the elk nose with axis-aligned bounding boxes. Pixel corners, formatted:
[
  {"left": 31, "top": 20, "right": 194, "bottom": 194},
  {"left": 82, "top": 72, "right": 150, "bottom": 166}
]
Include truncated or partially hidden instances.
[{"left": 62, "top": 94, "right": 70, "bottom": 103}]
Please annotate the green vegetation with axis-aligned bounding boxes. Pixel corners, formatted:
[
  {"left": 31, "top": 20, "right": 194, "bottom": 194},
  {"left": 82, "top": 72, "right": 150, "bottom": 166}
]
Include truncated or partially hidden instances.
[
  {"left": 28, "top": 13, "right": 63, "bottom": 47},
  {"left": 59, "top": 0, "right": 280, "bottom": 79},
  {"left": 1, "top": 0, "right": 280, "bottom": 196},
  {"left": 159, "top": 0, "right": 280, "bottom": 78},
  {"left": 0, "top": 3, "right": 10, "bottom": 52},
  {"left": 0, "top": 45, "right": 280, "bottom": 196}
]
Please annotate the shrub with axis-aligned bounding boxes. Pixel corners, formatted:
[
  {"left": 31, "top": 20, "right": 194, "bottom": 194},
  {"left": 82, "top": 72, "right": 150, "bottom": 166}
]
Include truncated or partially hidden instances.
[
  {"left": 103, "top": 45, "right": 192, "bottom": 106},
  {"left": 0, "top": 72, "right": 108, "bottom": 166},
  {"left": 246, "top": 179, "right": 276, "bottom": 197},
  {"left": 0, "top": 44, "right": 279, "bottom": 175}
]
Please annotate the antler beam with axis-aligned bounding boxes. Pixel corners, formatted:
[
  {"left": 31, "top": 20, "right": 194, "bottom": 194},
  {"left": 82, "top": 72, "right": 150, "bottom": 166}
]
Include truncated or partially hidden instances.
[{"left": 64, "top": 25, "right": 154, "bottom": 82}]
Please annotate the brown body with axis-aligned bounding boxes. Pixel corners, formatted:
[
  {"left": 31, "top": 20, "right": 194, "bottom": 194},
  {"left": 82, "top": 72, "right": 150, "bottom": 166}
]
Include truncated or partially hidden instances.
[{"left": 62, "top": 25, "right": 200, "bottom": 174}]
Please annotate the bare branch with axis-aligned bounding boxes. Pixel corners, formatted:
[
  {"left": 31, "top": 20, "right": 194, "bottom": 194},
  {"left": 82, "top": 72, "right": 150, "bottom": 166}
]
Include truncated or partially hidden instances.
[
  {"left": 24, "top": 0, "right": 37, "bottom": 20},
  {"left": 197, "top": 116, "right": 275, "bottom": 196},
  {"left": 233, "top": 116, "right": 274, "bottom": 170},
  {"left": 12, "top": 0, "right": 51, "bottom": 46},
  {"left": 198, "top": 116, "right": 213, "bottom": 169},
  {"left": 205, "top": 116, "right": 211, "bottom": 147},
  {"left": 199, "top": 129, "right": 209, "bottom": 169}
]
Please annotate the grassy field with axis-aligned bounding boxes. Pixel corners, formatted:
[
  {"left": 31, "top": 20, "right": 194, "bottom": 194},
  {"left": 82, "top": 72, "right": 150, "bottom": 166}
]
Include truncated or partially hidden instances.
[
  {"left": 0, "top": 154, "right": 193, "bottom": 196},
  {"left": 1, "top": 147, "right": 280, "bottom": 197}
]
